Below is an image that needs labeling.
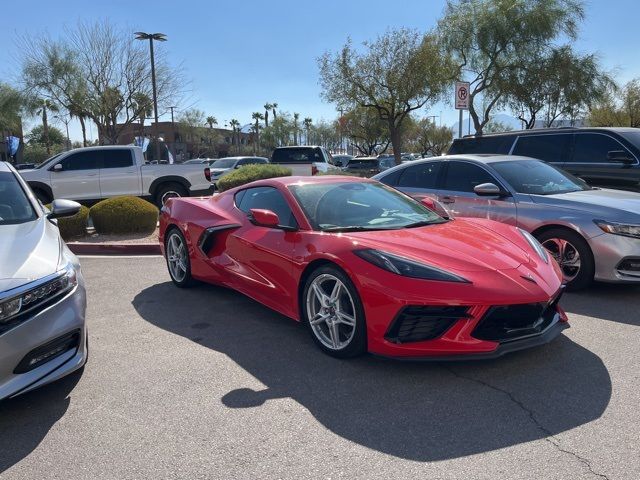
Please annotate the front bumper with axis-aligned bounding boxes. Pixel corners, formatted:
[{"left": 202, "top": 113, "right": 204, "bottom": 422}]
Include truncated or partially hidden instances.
[
  {"left": 590, "top": 232, "right": 640, "bottom": 282},
  {"left": 0, "top": 273, "right": 87, "bottom": 401}
]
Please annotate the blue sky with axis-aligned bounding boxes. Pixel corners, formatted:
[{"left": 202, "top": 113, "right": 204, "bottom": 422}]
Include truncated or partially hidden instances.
[{"left": 2, "top": 0, "right": 640, "bottom": 141}]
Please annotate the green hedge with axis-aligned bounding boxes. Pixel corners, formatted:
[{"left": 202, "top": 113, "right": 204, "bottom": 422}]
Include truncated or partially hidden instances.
[
  {"left": 90, "top": 196, "right": 158, "bottom": 234},
  {"left": 47, "top": 204, "right": 90, "bottom": 240},
  {"left": 217, "top": 164, "right": 292, "bottom": 192}
]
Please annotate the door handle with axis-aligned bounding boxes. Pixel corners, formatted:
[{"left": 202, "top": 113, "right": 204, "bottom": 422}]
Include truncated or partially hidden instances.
[{"left": 440, "top": 196, "right": 455, "bottom": 204}]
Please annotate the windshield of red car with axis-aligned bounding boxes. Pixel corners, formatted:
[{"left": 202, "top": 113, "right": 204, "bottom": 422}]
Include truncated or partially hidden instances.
[
  {"left": 491, "top": 160, "right": 590, "bottom": 195},
  {"left": 289, "top": 181, "right": 445, "bottom": 231}
]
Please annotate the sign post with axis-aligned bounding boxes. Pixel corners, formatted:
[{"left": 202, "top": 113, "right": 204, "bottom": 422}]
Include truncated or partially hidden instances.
[{"left": 455, "top": 81, "right": 470, "bottom": 138}]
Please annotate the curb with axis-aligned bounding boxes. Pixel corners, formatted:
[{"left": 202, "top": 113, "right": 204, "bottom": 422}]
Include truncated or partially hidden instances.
[{"left": 67, "top": 243, "right": 162, "bottom": 256}]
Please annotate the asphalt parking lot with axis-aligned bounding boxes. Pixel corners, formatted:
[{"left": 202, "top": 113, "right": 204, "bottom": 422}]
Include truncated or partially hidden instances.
[{"left": 1, "top": 256, "right": 639, "bottom": 480}]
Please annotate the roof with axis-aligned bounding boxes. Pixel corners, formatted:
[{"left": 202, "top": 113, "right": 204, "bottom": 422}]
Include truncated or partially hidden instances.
[
  {"left": 0, "top": 161, "right": 12, "bottom": 173},
  {"left": 459, "top": 126, "right": 640, "bottom": 139},
  {"left": 261, "top": 175, "right": 374, "bottom": 187},
  {"left": 402, "top": 154, "right": 538, "bottom": 165}
]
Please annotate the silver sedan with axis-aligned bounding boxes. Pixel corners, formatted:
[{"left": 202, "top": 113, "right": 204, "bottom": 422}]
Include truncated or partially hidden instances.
[
  {"left": 0, "top": 161, "right": 87, "bottom": 401},
  {"left": 374, "top": 154, "right": 640, "bottom": 290}
]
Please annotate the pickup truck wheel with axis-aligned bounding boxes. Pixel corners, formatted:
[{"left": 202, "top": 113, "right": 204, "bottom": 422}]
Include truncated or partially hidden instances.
[{"left": 156, "top": 183, "right": 188, "bottom": 207}]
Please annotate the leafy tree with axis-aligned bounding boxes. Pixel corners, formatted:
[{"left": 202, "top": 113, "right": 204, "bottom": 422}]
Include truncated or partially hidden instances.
[
  {"left": 27, "top": 98, "right": 59, "bottom": 155},
  {"left": 130, "top": 93, "right": 153, "bottom": 137},
  {"left": 343, "top": 107, "right": 390, "bottom": 155},
  {"left": 0, "top": 83, "right": 26, "bottom": 134},
  {"left": 318, "top": 28, "right": 456, "bottom": 164},
  {"left": 229, "top": 119, "right": 241, "bottom": 153},
  {"left": 588, "top": 79, "right": 640, "bottom": 128},
  {"left": 26, "top": 124, "right": 65, "bottom": 146},
  {"left": 293, "top": 113, "right": 300, "bottom": 145},
  {"left": 406, "top": 118, "right": 453, "bottom": 156},
  {"left": 263, "top": 103, "right": 273, "bottom": 127},
  {"left": 438, "top": 0, "right": 584, "bottom": 136},
  {"left": 21, "top": 21, "right": 184, "bottom": 145}
]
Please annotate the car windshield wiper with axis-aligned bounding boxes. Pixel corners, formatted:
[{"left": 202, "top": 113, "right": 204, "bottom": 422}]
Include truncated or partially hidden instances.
[
  {"left": 403, "top": 219, "right": 444, "bottom": 228},
  {"left": 321, "top": 225, "right": 393, "bottom": 232}
]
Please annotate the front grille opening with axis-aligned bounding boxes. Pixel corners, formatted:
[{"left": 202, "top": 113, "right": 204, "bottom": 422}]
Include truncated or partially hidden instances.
[
  {"left": 472, "top": 303, "right": 558, "bottom": 343},
  {"left": 13, "top": 330, "right": 80, "bottom": 374},
  {"left": 385, "top": 306, "right": 470, "bottom": 344},
  {"left": 617, "top": 258, "right": 640, "bottom": 276}
]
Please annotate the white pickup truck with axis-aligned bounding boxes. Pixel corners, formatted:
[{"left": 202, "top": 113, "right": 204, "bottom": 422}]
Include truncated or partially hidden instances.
[
  {"left": 19, "top": 146, "right": 212, "bottom": 206},
  {"left": 270, "top": 146, "right": 332, "bottom": 175}
]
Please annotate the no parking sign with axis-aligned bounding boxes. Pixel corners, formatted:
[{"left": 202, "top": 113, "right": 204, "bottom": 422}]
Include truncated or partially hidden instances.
[{"left": 455, "top": 81, "right": 470, "bottom": 110}]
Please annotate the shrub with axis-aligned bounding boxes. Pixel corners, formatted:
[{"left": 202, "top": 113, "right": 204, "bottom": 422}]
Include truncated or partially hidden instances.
[
  {"left": 90, "top": 196, "right": 158, "bottom": 234},
  {"left": 217, "top": 164, "right": 292, "bottom": 192},
  {"left": 47, "top": 204, "right": 90, "bottom": 240}
]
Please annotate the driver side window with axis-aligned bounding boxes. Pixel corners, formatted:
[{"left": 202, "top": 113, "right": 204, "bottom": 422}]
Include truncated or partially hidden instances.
[
  {"left": 442, "top": 161, "right": 499, "bottom": 193},
  {"left": 236, "top": 186, "right": 298, "bottom": 228}
]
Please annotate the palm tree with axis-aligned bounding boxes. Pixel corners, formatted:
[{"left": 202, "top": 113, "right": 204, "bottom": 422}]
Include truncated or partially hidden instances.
[
  {"left": 263, "top": 103, "right": 272, "bottom": 127},
  {"left": 32, "top": 99, "right": 59, "bottom": 155},
  {"left": 206, "top": 116, "right": 217, "bottom": 129},
  {"left": 251, "top": 112, "right": 264, "bottom": 154},
  {"left": 293, "top": 113, "right": 300, "bottom": 145},
  {"left": 303, "top": 117, "right": 313, "bottom": 145},
  {"left": 271, "top": 102, "right": 278, "bottom": 121},
  {"left": 229, "top": 118, "right": 241, "bottom": 153}
]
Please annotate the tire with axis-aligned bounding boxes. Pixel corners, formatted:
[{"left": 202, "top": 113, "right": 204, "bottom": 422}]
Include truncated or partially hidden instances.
[
  {"left": 535, "top": 228, "right": 594, "bottom": 291},
  {"left": 165, "top": 228, "right": 197, "bottom": 288},
  {"left": 302, "top": 265, "right": 367, "bottom": 358},
  {"left": 32, "top": 188, "right": 51, "bottom": 205},
  {"left": 155, "top": 182, "right": 188, "bottom": 208}
]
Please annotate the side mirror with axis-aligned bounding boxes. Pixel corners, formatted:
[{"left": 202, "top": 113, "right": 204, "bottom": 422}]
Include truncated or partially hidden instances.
[
  {"left": 420, "top": 197, "right": 452, "bottom": 220},
  {"left": 47, "top": 199, "right": 81, "bottom": 219},
  {"left": 52, "top": 163, "right": 63, "bottom": 172},
  {"left": 248, "top": 208, "right": 280, "bottom": 228},
  {"left": 607, "top": 150, "right": 635, "bottom": 164},
  {"left": 474, "top": 182, "right": 505, "bottom": 197}
]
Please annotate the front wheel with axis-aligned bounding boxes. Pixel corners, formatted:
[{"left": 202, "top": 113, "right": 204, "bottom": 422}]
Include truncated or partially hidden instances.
[
  {"left": 536, "top": 228, "right": 594, "bottom": 291},
  {"left": 165, "top": 228, "right": 197, "bottom": 288},
  {"left": 302, "top": 266, "right": 367, "bottom": 358},
  {"left": 155, "top": 183, "right": 188, "bottom": 208}
]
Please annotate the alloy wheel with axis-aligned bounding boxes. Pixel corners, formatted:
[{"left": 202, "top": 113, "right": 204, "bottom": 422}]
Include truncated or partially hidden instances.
[
  {"left": 167, "top": 232, "right": 188, "bottom": 282},
  {"left": 541, "top": 237, "right": 581, "bottom": 282},
  {"left": 306, "top": 273, "right": 357, "bottom": 350}
]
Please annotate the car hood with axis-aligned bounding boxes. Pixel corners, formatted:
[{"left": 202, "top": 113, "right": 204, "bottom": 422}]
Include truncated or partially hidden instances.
[
  {"left": 344, "top": 219, "right": 531, "bottom": 273},
  {"left": 0, "top": 218, "right": 61, "bottom": 292},
  {"left": 532, "top": 188, "right": 640, "bottom": 221}
]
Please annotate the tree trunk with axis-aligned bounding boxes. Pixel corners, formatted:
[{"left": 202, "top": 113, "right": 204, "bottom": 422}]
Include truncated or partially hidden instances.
[
  {"left": 389, "top": 120, "right": 402, "bottom": 165},
  {"left": 80, "top": 117, "right": 87, "bottom": 146},
  {"left": 264, "top": 111, "right": 269, "bottom": 128},
  {"left": 42, "top": 107, "right": 50, "bottom": 155}
]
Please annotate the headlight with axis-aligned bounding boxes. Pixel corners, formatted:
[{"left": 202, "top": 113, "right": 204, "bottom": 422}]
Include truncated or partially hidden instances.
[
  {"left": 0, "top": 264, "right": 77, "bottom": 325},
  {"left": 518, "top": 228, "right": 549, "bottom": 264},
  {"left": 354, "top": 249, "right": 470, "bottom": 283},
  {"left": 594, "top": 220, "right": 640, "bottom": 239}
]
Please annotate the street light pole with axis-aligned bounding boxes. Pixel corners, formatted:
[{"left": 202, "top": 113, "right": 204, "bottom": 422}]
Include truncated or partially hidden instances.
[{"left": 135, "top": 32, "right": 167, "bottom": 163}]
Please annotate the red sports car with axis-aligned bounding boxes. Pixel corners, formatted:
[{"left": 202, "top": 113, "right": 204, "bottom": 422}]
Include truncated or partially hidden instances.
[{"left": 159, "top": 176, "right": 568, "bottom": 359}]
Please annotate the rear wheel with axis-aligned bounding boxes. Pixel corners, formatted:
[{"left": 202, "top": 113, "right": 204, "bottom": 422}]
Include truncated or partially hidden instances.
[
  {"left": 302, "top": 265, "right": 367, "bottom": 358},
  {"left": 155, "top": 183, "right": 188, "bottom": 207},
  {"left": 165, "top": 228, "right": 197, "bottom": 288},
  {"left": 536, "top": 228, "right": 594, "bottom": 291}
]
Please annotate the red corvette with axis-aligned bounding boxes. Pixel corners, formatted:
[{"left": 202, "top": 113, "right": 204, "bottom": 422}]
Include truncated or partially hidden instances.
[{"left": 159, "top": 176, "right": 568, "bottom": 359}]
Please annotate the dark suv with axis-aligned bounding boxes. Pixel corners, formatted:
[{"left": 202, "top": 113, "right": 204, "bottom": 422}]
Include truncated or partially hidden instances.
[{"left": 448, "top": 127, "right": 640, "bottom": 191}]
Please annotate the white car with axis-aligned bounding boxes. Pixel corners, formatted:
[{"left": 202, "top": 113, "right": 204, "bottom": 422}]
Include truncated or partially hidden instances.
[
  {"left": 20, "top": 146, "right": 212, "bottom": 206},
  {"left": 0, "top": 161, "right": 87, "bottom": 400},
  {"left": 209, "top": 156, "right": 269, "bottom": 186}
]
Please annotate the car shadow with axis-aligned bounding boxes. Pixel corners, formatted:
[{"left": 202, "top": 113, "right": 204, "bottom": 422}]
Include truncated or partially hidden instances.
[
  {"left": 0, "top": 368, "right": 82, "bottom": 474},
  {"left": 132, "top": 282, "right": 611, "bottom": 462},
  {"left": 563, "top": 282, "right": 640, "bottom": 326}
]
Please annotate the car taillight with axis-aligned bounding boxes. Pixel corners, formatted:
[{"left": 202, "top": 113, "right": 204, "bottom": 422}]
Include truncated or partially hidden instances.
[
  {"left": 311, "top": 165, "right": 318, "bottom": 176},
  {"left": 204, "top": 167, "right": 211, "bottom": 182}
]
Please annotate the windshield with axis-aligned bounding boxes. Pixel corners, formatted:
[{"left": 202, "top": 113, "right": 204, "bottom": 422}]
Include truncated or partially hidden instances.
[
  {"left": 211, "top": 158, "right": 238, "bottom": 169},
  {"left": 492, "top": 160, "right": 589, "bottom": 195},
  {"left": 36, "top": 152, "right": 63, "bottom": 169},
  {"left": 379, "top": 158, "right": 396, "bottom": 169},
  {"left": 289, "top": 181, "right": 445, "bottom": 231},
  {"left": 0, "top": 172, "right": 37, "bottom": 225}
]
